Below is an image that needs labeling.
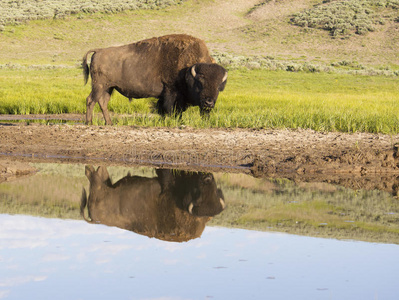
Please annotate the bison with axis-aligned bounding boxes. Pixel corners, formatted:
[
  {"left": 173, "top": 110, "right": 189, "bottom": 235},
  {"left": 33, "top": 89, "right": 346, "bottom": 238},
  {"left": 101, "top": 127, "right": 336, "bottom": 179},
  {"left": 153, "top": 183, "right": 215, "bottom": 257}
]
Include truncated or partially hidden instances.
[
  {"left": 82, "top": 34, "right": 228, "bottom": 125},
  {"left": 80, "top": 166, "right": 226, "bottom": 242}
]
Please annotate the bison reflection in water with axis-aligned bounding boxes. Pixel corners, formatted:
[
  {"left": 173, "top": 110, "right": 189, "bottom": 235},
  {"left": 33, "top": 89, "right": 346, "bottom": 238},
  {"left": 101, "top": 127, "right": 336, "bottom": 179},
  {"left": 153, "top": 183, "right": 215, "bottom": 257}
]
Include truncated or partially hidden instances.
[{"left": 80, "top": 166, "right": 225, "bottom": 242}]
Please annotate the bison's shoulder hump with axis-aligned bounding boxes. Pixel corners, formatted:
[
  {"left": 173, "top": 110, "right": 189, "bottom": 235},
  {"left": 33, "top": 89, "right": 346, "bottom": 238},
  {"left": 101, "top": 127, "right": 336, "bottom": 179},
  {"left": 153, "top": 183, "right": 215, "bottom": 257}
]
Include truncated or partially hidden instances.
[
  {"left": 163, "top": 34, "right": 206, "bottom": 49},
  {"left": 135, "top": 34, "right": 206, "bottom": 51}
]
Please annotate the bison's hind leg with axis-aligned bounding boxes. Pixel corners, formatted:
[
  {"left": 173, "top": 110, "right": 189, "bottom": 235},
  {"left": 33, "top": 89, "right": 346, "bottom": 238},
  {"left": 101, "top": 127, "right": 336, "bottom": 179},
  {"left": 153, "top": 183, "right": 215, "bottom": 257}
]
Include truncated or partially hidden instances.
[
  {"left": 97, "top": 90, "right": 113, "bottom": 125},
  {"left": 86, "top": 92, "right": 96, "bottom": 124},
  {"left": 88, "top": 87, "right": 114, "bottom": 125}
]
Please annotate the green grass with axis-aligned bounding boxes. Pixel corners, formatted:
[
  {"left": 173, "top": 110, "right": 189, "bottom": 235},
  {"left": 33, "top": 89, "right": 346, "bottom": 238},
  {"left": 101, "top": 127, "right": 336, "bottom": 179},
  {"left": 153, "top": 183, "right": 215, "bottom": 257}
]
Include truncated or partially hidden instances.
[
  {"left": 1, "top": 67, "right": 399, "bottom": 133},
  {"left": 0, "top": 68, "right": 87, "bottom": 114}
]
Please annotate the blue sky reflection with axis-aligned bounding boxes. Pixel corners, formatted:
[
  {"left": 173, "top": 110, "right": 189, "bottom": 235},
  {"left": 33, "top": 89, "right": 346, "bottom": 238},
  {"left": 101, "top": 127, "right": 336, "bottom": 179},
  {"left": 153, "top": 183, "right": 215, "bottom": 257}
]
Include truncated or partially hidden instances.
[{"left": 0, "top": 214, "right": 398, "bottom": 300}]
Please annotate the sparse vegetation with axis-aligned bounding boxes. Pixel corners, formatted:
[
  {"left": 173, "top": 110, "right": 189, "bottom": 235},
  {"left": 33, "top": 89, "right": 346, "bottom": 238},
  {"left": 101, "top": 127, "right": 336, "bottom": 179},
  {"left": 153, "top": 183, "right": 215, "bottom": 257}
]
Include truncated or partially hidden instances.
[
  {"left": 291, "top": 0, "right": 399, "bottom": 37},
  {"left": 0, "top": 0, "right": 184, "bottom": 27},
  {"left": 1, "top": 0, "right": 398, "bottom": 68},
  {"left": 213, "top": 52, "right": 399, "bottom": 76},
  {"left": 246, "top": 0, "right": 272, "bottom": 15}
]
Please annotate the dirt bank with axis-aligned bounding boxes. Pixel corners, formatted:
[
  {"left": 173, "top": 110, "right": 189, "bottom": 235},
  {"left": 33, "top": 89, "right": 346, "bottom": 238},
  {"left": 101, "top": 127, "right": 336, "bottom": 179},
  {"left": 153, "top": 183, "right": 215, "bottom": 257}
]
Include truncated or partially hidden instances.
[{"left": 1, "top": 120, "right": 399, "bottom": 193}]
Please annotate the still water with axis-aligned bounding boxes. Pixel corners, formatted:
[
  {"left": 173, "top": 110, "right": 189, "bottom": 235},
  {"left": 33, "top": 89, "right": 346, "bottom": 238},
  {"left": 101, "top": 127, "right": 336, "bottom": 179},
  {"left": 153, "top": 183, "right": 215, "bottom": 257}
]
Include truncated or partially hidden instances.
[{"left": 1, "top": 162, "right": 399, "bottom": 299}]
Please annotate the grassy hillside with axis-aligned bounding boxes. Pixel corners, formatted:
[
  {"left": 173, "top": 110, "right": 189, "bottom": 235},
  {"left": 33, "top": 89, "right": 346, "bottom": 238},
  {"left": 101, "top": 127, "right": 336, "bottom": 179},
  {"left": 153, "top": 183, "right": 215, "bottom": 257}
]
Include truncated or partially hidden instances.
[{"left": 0, "top": 0, "right": 398, "bottom": 70}]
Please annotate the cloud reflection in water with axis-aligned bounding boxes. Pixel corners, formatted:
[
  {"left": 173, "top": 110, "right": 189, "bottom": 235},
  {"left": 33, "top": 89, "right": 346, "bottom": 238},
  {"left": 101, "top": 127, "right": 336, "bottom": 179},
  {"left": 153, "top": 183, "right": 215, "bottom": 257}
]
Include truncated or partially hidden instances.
[{"left": 0, "top": 214, "right": 398, "bottom": 300}]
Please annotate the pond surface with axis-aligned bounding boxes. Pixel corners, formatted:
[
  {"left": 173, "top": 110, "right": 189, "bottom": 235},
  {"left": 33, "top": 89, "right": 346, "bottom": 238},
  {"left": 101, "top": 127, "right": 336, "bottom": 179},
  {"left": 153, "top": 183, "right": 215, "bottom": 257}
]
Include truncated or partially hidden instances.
[
  {"left": 1, "top": 162, "right": 399, "bottom": 299},
  {"left": 1, "top": 214, "right": 398, "bottom": 300}
]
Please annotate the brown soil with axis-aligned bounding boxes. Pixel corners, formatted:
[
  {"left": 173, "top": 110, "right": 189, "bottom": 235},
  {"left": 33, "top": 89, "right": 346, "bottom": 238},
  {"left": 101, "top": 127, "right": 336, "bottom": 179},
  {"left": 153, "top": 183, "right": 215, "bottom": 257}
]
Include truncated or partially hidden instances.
[
  {"left": 1, "top": 115, "right": 399, "bottom": 194},
  {"left": 0, "top": 159, "right": 37, "bottom": 183}
]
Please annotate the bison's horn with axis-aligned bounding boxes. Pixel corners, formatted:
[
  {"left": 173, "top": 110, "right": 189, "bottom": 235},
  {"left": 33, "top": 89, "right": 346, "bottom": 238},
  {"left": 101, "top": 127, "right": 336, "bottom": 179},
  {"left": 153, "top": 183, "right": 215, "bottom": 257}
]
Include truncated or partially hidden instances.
[
  {"left": 222, "top": 71, "right": 228, "bottom": 83},
  {"left": 188, "top": 202, "right": 194, "bottom": 215},
  {"left": 191, "top": 65, "right": 196, "bottom": 78},
  {"left": 220, "top": 198, "right": 226, "bottom": 210}
]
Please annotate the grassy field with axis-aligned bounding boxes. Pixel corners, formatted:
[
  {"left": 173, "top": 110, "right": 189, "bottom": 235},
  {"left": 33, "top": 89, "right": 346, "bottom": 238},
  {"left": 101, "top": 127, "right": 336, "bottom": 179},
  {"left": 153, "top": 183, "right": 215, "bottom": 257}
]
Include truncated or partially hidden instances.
[
  {"left": 1, "top": 67, "right": 399, "bottom": 133},
  {"left": 1, "top": 0, "right": 399, "bottom": 133}
]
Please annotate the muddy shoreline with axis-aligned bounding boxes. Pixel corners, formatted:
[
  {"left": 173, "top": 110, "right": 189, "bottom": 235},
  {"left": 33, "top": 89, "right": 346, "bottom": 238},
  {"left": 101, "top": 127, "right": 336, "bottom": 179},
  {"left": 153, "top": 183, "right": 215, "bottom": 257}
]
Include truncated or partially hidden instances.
[{"left": 1, "top": 119, "right": 399, "bottom": 194}]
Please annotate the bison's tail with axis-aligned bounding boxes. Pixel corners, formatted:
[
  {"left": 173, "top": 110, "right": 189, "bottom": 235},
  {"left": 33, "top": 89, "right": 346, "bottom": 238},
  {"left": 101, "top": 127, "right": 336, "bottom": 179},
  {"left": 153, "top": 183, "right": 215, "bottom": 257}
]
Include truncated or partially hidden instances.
[
  {"left": 82, "top": 50, "right": 96, "bottom": 85},
  {"left": 80, "top": 188, "right": 93, "bottom": 223}
]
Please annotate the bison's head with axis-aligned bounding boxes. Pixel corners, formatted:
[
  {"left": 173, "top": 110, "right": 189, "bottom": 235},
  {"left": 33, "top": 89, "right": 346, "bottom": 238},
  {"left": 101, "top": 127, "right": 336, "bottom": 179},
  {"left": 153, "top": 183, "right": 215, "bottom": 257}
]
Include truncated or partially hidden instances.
[{"left": 185, "top": 63, "right": 227, "bottom": 114}]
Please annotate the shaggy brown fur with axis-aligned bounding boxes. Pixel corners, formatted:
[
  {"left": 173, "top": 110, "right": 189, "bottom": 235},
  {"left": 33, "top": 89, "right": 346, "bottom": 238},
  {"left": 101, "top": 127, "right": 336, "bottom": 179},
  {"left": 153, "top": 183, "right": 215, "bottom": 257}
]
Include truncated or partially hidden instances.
[{"left": 82, "top": 34, "right": 227, "bottom": 124}]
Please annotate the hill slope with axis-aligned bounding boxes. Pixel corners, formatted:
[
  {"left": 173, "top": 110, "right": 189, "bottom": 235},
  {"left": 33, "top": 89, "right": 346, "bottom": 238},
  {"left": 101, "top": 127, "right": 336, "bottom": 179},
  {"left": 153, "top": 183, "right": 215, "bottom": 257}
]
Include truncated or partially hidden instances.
[{"left": 0, "top": 0, "right": 398, "bottom": 69}]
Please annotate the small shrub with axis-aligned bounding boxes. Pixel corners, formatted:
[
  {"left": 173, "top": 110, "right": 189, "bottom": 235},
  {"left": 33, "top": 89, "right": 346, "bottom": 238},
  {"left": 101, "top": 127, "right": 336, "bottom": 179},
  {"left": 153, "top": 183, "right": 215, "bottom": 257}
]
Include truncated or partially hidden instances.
[
  {"left": 286, "top": 64, "right": 303, "bottom": 72},
  {"left": 291, "top": 0, "right": 399, "bottom": 37},
  {"left": 0, "top": 0, "right": 185, "bottom": 26},
  {"left": 210, "top": 52, "right": 399, "bottom": 76}
]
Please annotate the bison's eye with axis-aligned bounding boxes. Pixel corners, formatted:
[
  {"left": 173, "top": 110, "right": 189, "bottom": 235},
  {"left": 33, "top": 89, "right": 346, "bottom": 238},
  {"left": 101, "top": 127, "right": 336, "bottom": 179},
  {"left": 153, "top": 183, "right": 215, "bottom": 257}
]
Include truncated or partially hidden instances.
[{"left": 195, "top": 80, "right": 203, "bottom": 90}]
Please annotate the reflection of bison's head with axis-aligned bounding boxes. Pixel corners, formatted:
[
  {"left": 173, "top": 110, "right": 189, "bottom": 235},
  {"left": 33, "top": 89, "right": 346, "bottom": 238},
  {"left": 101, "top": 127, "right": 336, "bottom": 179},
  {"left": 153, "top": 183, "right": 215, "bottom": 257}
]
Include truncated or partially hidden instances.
[
  {"left": 80, "top": 166, "right": 225, "bottom": 242},
  {"left": 170, "top": 171, "right": 225, "bottom": 216}
]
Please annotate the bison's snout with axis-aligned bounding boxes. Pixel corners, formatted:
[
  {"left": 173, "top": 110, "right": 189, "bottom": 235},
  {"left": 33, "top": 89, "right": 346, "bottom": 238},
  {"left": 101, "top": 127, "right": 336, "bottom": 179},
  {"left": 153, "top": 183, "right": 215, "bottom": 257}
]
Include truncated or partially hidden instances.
[
  {"left": 201, "top": 98, "right": 215, "bottom": 111},
  {"left": 205, "top": 99, "right": 215, "bottom": 108},
  {"left": 203, "top": 174, "right": 213, "bottom": 183}
]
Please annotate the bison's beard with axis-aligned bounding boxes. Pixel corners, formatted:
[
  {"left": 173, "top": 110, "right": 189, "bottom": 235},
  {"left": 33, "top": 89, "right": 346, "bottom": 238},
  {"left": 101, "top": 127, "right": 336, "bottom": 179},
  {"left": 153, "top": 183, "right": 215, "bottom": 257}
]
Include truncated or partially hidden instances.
[
  {"left": 200, "top": 106, "right": 213, "bottom": 115},
  {"left": 201, "top": 106, "right": 212, "bottom": 112}
]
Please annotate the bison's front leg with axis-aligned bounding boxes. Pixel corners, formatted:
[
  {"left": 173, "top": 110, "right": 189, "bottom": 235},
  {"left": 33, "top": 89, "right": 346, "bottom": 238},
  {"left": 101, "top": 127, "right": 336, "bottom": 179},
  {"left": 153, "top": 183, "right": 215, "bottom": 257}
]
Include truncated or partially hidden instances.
[{"left": 157, "top": 87, "right": 178, "bottom": 115}]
